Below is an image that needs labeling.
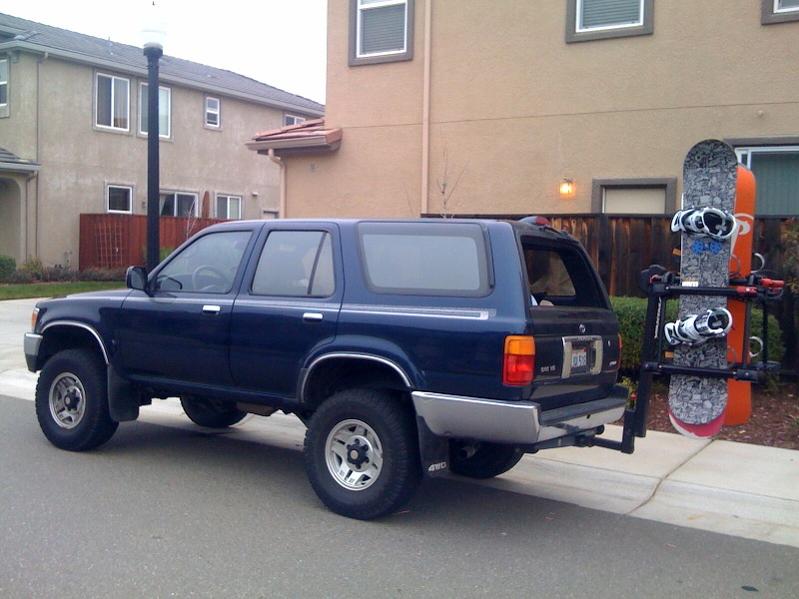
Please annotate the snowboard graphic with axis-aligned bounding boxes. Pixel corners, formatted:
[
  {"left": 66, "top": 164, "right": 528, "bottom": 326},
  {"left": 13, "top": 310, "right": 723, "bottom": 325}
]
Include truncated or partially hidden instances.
[
  {"left": 667, "top": 140, "right": 739, "bottom": 438},
  {"left": 725, "top": 166, "right": 756, "bottom": 426}
]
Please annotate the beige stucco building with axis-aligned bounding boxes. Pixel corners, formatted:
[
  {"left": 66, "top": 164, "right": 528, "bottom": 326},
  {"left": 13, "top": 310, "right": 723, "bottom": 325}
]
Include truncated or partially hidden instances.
[
  {"left": 250, "top": 0, "right": 799, "bottom": 220},
  {"left": 0, "top": 12, "right": 323, "bottom": 267}
]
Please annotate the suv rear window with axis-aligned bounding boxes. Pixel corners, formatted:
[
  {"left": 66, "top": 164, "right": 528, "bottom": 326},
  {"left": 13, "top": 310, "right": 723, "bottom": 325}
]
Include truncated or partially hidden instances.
[
  {"left": 522, "top": 241, "right": 603, "bottom": 308},
  {"left": 358, "top": 222, "right": 490, "bottom": 296}
]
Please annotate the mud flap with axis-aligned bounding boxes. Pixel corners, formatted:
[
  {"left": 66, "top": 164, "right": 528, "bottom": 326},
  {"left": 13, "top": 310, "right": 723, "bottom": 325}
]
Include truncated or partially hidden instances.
[
  {"left": 107, "top": 365, "right": 140, "bottom": 422},
  {"left": 416, "top": 415, "right": 449, "bottom": 477}
]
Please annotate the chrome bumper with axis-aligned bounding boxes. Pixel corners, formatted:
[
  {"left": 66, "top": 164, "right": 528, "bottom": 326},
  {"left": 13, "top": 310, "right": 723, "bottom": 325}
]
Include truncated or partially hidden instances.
[
  {"left": 24, "top": 333, "right": 42, "bottom": 372},
  {"left": 411, "top": 388, "right": 627, "bottom": 445}
]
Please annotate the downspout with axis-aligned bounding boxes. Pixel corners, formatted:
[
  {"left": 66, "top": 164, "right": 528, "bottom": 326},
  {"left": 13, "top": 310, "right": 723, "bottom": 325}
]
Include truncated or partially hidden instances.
[
  {"left": 34, "top": 51, "right": 48, "bottom": 258},
  {"left": 267, "top": 149, "right": 286, "bottom": 218},
  {"left": 420, "top": 0, "right": 432, "bottom": 216}
]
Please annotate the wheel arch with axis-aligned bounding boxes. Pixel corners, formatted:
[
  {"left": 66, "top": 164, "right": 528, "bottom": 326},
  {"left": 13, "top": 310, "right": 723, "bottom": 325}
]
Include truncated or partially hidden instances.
[{"left": 37, "top": 321, "right": 109, "bottom": 370}]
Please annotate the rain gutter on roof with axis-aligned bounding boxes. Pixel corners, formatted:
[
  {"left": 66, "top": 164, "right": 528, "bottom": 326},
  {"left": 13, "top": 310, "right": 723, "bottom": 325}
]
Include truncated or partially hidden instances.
[
  {"left": 0, "top": 40, "right": 324, "bottom": 117},
  {"left": 0, "top": 161, "right": 39, "bottom": 173},
  {"left": 245, "top": 135, "right": 339, "bottom": 152}
]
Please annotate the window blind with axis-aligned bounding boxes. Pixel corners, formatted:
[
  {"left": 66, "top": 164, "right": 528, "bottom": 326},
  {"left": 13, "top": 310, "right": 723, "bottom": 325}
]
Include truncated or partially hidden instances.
[
  {"left": 580, "top": 0, "right": 641, "bottom": 29},
  {"left": 750, "top": 152, "right": 799, "bottom": 216},
  {"left": 360, "top": 3, "right": 406, "bottom": 55}
]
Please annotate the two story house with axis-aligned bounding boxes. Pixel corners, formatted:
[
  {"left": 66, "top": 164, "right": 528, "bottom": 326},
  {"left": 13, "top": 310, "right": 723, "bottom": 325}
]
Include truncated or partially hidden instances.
[
  {"left": 0, "top": 12, "right": 323, "bottom": 267},
  {"left": 248, "top": 0, "right": 799, "bottom": 219}
]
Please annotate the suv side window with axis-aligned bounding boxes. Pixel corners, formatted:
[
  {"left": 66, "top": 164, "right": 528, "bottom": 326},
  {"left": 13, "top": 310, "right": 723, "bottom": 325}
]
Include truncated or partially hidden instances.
[
  {"left": 522, "top": 241, "right": 602, "bottom": 307},
  {"left": 155, "top": 231, "right": 251, "bottom": 294},
  {"left": 251, "top": 230, "right": 335, "bottom": 297}
]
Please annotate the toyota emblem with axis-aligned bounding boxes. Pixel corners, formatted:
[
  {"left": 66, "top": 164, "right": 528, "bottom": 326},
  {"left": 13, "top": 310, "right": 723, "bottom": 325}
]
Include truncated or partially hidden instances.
[{"left": 578, "top": 323, "right": 587, "bottom": 334}]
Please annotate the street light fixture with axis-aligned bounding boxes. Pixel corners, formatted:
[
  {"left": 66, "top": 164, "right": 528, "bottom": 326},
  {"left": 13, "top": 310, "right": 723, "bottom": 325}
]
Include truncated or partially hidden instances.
[{"left": 142, "top": 1, "right": 166, "bottom": 272}]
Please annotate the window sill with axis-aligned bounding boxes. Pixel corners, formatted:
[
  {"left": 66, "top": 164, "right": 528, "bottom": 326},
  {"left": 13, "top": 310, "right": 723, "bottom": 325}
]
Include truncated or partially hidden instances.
[
  {"left": 136, "top": 131, "right": 173, "bottom": 143},
  {"left": 203, "top": 124, "right": 223, "bottom": 132},
  {"left": 93, "top": 124, "right": 131, "bottom": 135},
  {"left": 349, "top": 51, "right": 413, "bottom": 67},
  {"left": 566, "top": 24, "right": 652, "bottom": 43}
]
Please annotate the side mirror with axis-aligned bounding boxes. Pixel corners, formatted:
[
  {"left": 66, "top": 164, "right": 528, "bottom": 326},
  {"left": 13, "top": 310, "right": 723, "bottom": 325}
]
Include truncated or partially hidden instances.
[{"left": 126, "top": 266, "right": 148, "bottom": 292}]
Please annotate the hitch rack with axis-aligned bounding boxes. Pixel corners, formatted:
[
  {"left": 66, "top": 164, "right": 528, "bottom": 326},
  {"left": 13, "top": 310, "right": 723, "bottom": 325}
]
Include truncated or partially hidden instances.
[{"left": 590, "top": 266, "right": 782, "bottom": 455}]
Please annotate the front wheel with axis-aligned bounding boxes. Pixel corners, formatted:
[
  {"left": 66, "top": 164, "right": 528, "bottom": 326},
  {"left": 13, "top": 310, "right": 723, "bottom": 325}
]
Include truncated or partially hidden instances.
[
  {"left": 303, "top": 389, "right": 421, "bottom": 520},
  {"left": 180, "top": 397, "right": 247, "bottom": 428},
  {"left": 449, "top": 441, "right": 524, "bottom": 479},
  {"left": 35, "top": 349, "right": 119, "bottom": 451}
]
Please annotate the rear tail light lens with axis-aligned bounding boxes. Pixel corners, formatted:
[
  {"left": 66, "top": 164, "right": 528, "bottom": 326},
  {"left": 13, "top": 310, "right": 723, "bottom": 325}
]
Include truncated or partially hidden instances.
[{"left": 503, "top": 335, "right": 535, "bottom": 386}]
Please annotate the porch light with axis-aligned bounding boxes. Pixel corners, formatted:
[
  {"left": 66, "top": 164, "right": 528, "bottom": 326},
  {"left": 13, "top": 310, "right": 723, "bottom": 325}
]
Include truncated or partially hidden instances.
[{"left": 559, "top": 178, "right": 575, "bottom": 198}]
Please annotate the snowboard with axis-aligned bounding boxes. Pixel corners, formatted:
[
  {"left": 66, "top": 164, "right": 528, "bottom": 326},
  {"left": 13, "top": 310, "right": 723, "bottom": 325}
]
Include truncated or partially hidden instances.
[
  {"left": 725, "top": 166, "right": 756, "bottom": 426},
  {"left": 668, "top": 140, "right": 739, "bottom": 438}
]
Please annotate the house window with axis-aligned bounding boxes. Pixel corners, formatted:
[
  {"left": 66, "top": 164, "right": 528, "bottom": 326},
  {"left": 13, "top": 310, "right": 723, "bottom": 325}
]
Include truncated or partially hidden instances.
[
  {"left": 284, "top": 114, "right": 306, "bottom": 126},
  {"left": 107, "top": 185, "right": 133, "bottom": 214},
  {"left": 216, "top": 194, "right": 242, "bottom": 220},
  {"left": 0, "top": 59, "right": 8, "bottom": 107},
  {"left": 762, "top": 0, "right": 799, "bottom": 24},
  {"left": 159, "top": 191, "right": 198, "bottom": 217},
  {"left": 736, "top": 146, "right": 799, "bottom": 215},
  {"left": 591, "top": 178, "right": 677, "bottom": 214},
  {"left": 350, "top": 0, "right": 415, "bottom": 66},
  {"left": 566, "top": 0, "right": 653, "bottom": 43},
  {"left": 96, "top": 73, "right": 129, "bottom": 131},
  {"left": 205, "top": 96, "right": 220, "bottom": 127},
  {"left": 139, "top": 83, "right": 171, "bottom": 138}
]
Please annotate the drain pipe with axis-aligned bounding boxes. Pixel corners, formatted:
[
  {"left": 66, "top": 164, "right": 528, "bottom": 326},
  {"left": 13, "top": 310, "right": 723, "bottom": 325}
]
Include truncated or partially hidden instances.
[
  {"left": 267, "top": 149, "right": 286, "bottom": 218},
  {"left": 420, "top": 0, "right": 432, "bottom": 216}
]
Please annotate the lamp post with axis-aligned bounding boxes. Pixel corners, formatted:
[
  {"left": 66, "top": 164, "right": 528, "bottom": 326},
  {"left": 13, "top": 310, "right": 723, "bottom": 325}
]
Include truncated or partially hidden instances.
[{"left": 142, "top": 3, "right": 166, "bottom": 272}]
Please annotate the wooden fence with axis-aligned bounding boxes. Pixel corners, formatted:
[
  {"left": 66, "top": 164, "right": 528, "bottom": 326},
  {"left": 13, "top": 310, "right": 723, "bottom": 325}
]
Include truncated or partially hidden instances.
[{"left": 79, "top": 213, "right": 222, "bottom": 271}]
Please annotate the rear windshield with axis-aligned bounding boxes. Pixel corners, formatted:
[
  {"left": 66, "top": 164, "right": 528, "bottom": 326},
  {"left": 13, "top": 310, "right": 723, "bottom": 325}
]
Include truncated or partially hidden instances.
[
  {"left": 358, "top": 222, "right": 490, "bottom": 296},
  {"left": 522, "top": 240, "right": 604, "bottom": 308}
]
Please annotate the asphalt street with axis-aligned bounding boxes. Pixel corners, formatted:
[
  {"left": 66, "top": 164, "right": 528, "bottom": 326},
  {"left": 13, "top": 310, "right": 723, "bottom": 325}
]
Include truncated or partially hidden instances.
[{"left": 1, "top": 396, "right": 798, "bottom": 598}]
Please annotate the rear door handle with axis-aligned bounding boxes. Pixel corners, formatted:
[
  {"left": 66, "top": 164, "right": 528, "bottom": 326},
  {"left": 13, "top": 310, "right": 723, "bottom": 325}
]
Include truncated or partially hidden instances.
[
  {"left": 202, "top": 305, "right": 222, "bottom": 315},
  {"left": 303, "top": 312, "right": 324, "bottom": 322}
]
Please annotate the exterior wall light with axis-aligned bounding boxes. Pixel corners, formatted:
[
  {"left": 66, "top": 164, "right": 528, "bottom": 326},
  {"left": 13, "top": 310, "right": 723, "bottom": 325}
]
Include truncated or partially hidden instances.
[{"left": 559, "top": 178, "right": 575, "bottom": 198}]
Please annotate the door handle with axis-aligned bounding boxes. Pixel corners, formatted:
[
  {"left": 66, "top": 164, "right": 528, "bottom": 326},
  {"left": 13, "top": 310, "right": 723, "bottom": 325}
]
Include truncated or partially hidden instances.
[
  {"left": 303, "top": 312, "right": 324, "bottom": 322},
  {"left": 202, "top": 305, "right": 222, "bottom": 315}
]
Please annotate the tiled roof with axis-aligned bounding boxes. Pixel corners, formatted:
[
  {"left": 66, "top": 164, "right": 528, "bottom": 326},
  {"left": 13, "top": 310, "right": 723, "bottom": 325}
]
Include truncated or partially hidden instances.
[
  {"left": 0, "top": 12, "right": 324, "bottom": 115},
  {"left": 248, "top": 119, "right": 342, "bottom": 155},
  {"left": 0, "top": 147, "right": 39, "bottom": 171}
]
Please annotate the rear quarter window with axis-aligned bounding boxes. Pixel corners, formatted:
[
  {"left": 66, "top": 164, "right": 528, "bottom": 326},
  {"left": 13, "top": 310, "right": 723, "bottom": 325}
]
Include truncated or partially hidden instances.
[
  {"left": 358, "top": 222, "right": 490, "bottom": 296},
  {"left": 522, "top": 240, "right": 604, "bottom": 308}
]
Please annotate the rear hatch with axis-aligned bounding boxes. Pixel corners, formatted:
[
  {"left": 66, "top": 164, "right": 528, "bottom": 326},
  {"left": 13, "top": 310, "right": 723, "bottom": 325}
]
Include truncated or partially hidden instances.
[{"left": 518, "top": 231, "right": 621, "bottom": 410}]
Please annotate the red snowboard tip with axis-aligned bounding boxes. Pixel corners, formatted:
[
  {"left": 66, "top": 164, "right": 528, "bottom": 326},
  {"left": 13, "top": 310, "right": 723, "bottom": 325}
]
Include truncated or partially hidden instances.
[{"left": 668, "top": 410, "right": 724, "bottom": 439}]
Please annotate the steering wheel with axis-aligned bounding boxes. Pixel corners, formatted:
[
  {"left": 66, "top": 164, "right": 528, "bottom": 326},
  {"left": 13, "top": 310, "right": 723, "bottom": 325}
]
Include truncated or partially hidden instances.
[{"left": 191, "top": 265, "right": 228, "bottom": 292}]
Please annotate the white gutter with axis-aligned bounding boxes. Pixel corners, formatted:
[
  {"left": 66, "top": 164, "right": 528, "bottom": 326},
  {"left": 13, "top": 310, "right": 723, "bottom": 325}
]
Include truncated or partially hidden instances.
[
  {"left": 267, "top": 149, "right": 286, "bottom": 219},
  {"left": 0, "top": 40, "right": 324, "bottom": 117},
  {"left": 420, "top": 0, "right": 432, "bottom": 215},
  {"left": 245, "top": 136, "right": 338, "bottom": 151},
  {"left": 0, "top": 161, "right": 39, "bottom": 173}
]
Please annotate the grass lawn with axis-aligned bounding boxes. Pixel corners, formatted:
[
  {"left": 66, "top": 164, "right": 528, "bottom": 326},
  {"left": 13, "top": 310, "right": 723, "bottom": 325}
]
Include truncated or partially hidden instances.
[{"left": 0, "top": 281, "right": 125, "bottom": 301}]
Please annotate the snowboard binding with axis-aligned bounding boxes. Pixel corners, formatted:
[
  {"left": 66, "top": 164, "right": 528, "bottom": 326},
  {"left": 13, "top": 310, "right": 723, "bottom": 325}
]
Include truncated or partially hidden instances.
[
  {"left": 664, "top": 307, "right": 733, "bottom": 347},
  {"left": 670, "top": 205, "right": 738, "bottom": 241}
]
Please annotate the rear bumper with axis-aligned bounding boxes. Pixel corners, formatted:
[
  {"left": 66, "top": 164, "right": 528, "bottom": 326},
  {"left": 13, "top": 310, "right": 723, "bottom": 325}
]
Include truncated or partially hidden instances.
[
  {"left": 24, "top": 333, "right": 42, "bottom": 372},
  {"left": 411, "top": 385, "right": 628, "bottom": 446}
]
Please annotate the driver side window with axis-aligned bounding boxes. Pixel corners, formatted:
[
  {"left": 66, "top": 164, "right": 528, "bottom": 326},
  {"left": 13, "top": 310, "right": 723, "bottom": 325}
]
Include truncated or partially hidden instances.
[{"left": 155, "top": 231, "right": 251, "bottom": 294}]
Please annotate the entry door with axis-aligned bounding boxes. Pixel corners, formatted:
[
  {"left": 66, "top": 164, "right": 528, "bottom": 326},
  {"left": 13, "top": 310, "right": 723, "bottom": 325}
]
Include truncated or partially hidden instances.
[
  {"left": 229, "top": 225, "right": 343, "bottom": 400},
  {"left": 116, "top": 228, "right": 255, "bottom": 386}
]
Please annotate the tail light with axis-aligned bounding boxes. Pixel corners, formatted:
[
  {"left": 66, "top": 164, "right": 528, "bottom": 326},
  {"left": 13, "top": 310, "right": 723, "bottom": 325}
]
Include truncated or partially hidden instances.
[{"left": 503, "top": 335, "right": 535, "bottom": 386}]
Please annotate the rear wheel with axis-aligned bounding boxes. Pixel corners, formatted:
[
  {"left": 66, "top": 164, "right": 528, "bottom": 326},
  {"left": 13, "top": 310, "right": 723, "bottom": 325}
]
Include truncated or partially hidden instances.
[
  {"left": 180, "top": 397, "right": 247, "bottom": 428},
  {"left": 449, "top": 441, "right": 524, "bottom": 479},
  {"left": 304, "top": 389, "right": 421, "bottom": 520},
  {"left": 35, "top": 349, "right": 119, "bottom": 451}
]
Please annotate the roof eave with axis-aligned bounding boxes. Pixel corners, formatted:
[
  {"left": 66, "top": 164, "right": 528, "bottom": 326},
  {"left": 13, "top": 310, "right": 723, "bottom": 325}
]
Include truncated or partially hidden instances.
[
  {"left": 246, "top": 135, "right": 339, "bottom": 151},
  {"left": 0, "top": 40, "right": 324, "bottom": 117},
  {"left": 0, "top": 161, "right": 40, "bottom": 173}
]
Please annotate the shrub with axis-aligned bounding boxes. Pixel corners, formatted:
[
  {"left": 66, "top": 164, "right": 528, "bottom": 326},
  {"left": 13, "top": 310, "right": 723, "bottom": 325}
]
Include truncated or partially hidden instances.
[
  {"left": 40, "top": 265, "right": 78, "bottom": 282},
  {"left": 610, "top": 296, "right": 784, "bottom": 373},
  {"left": 0, "top": 255, "right": 15, "bottom": 282},
  {"left": 20, "top": 257, "right": 44, "bottom": 279},
  {"left": 79, "top": 267, "right": 127, "bottom": 282},
  {"left": 5, "top": 269, "right": 34, "bottom": 284}
]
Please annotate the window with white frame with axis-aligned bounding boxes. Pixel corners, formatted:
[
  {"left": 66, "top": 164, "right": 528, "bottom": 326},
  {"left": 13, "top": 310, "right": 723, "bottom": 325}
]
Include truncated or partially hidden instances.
[
  {"left": 139, "top": 83, "right": 171, "bottom": 138},
  {"left": 0, "top": 59, "right": 8, "bottom": 107},
  {"left": 284, "top": 114, "right": 306, "bottom": 126},
  {"left": 567, "top": 0, "right": 652, "bottom": 42},
  {"left": 351, "top": 0, "right": 414, "bottom": 65},
  {"left": 159, "top": 191, "right": 198, "bottom": 217},
  {"left": 775, "top": 0, "right": 799, "bottom": 13},
  {"left": 762, "top": 0, "right": 799, "bottom": 23},
  {"left": 736, "top": 146, "right": 799, "bottom": 215},
  {"left": 107, "top": 185, "right": 133, "bottom": 214},
  {"left": 96, "top": 73, "right": 129, "bottom": 131},
  {"left": 216, "top": 194, "right": 242, "bottom": 220},
  {"left": 205, "top": 96, "right": 220, "bottom": 127}
]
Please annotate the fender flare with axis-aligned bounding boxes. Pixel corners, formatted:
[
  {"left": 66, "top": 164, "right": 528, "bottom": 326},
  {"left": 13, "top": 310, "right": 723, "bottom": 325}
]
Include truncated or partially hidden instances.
[
  {"left": 40, "top": 320, "right": 109, "bottom": 365},
  {"left": 299, "top": 352, "right": 413, "bottom": 403}
]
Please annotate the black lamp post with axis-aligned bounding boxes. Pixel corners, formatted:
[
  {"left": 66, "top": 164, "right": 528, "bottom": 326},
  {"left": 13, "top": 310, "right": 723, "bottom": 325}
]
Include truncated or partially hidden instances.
[{"left": 142, "top": 4, "right": 165, "bottom": 272}]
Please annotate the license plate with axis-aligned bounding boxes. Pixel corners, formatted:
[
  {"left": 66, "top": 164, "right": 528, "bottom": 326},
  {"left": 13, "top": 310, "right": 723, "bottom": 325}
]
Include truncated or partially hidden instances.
[{"left": 571, "top": 347, "right": 588, "bottom": 371}]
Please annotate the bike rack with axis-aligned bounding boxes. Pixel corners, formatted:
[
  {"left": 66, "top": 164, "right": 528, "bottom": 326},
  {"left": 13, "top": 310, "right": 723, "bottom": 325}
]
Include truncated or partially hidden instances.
[{"left": 589, "top": 265, "right": 783, "bottom": 455}]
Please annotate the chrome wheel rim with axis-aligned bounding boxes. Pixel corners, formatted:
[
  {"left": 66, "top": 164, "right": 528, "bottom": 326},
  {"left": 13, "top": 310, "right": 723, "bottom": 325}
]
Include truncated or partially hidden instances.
[
  {"left": 48, "top": 372, "right": 86, "bottom": 429},
  {"left": 325, "top": 419, "right": 383, "bottom": 491}
]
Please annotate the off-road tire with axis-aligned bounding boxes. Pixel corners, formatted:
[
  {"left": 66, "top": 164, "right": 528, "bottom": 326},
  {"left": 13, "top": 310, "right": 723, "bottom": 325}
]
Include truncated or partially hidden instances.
[
  {"left": 35, "top": 349, "right": 119, "bottom": 451},
  {"left": 449, "top": 441, "right": 524, "bottom": 479},
  {"left": 304, "top": 389, "right": 421, "bottom": 520},
  {"left": 180, "top": 397, "right": 247, "bottom": 428}
]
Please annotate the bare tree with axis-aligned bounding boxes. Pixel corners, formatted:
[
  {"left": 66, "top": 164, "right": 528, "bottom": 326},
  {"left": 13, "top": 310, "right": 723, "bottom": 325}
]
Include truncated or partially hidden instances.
[{"left": 436, "top": 147, "right": 467, "bottom": 218}]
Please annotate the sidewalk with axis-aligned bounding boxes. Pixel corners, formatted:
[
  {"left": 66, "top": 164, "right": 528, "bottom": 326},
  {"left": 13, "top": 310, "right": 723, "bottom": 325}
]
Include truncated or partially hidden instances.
[{"left": 2, "top": 365, "right": 797, "bottom": 547}]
